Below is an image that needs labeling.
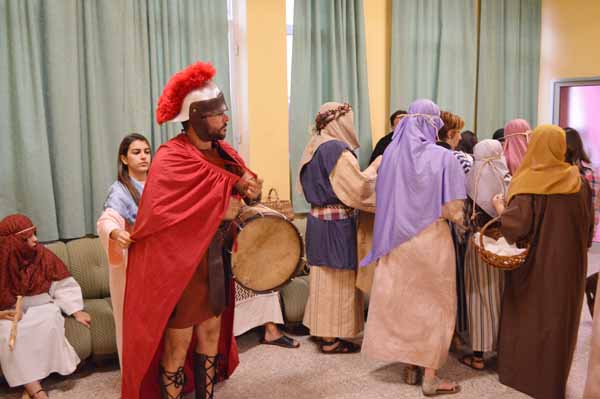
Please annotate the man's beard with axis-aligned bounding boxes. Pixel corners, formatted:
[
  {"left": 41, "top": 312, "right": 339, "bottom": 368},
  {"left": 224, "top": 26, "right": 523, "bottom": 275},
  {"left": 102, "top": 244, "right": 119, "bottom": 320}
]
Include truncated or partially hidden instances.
[
  {"left": 196, "top": 122, "right": 227, "bottom": 141},
  {"left": 208, "top": 123, "right": 227, "bottom": 140}
]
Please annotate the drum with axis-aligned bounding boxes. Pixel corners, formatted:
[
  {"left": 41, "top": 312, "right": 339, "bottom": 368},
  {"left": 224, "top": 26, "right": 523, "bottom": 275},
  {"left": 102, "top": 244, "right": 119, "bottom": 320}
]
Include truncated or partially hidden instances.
[{"left": 231, "top": 204, "right": 304, "bottom": 293}]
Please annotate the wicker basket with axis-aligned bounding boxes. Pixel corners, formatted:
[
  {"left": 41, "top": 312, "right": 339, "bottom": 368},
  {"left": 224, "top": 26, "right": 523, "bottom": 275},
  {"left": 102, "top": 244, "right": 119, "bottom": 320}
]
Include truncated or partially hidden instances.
[
  {"left": 474, "top": 216, "right": 528, "bottom": 270},
  {"left": 262, "top": 188, "right": 295, "bottom": 220}
]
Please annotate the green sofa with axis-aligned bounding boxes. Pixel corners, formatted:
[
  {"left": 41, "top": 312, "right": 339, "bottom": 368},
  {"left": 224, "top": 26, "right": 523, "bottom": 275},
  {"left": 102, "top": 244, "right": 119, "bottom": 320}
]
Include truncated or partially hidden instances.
[
  {"left": 45, "top": 238, "right": 117, "bottom": 362},
  {"left": 1, "top": 218, "right": 311, "bottom": 380}
]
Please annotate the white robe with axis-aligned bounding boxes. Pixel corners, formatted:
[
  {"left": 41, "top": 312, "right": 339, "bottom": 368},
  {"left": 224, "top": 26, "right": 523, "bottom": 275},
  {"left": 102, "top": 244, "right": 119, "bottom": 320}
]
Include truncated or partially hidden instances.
[
  {"left": 233, "top": 283, "right": 284, "bottom": 337},
  {"left": 0, "top": 277, "right": 83, "bottom": 387}
]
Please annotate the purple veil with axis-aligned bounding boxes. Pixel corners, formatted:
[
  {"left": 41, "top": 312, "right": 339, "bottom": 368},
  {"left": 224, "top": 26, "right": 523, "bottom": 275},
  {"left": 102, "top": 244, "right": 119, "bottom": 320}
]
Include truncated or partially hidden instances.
[{"left": 360, "top": 99, "right": 466, "bottom": 266}]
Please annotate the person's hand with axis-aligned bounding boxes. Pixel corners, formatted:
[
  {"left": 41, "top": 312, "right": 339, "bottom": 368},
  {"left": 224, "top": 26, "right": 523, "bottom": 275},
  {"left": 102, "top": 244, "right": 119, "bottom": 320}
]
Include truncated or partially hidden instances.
[
  {"left": 0, "top": 310, "right": 18, "bottom": 321},
  {"left": 492, "top": 193, "right": 506, "bottom": 215},
  {"left": 245, "top": 176, "right": 263, "bottom": 200},
  {"left": 73, "top": 311, "right": 91, "bottom": 328},
  {"left": 236, "top": 172, "right": 263, "bottom": 200},
  {"left": 223, "top": 197, "right": 243, "bottom": 221},
  {"left": 371, "top": 155, "right": 383, "bottom": 171},
  {"left": 109, "top": 229, "right": 134, "bottom": 249}
]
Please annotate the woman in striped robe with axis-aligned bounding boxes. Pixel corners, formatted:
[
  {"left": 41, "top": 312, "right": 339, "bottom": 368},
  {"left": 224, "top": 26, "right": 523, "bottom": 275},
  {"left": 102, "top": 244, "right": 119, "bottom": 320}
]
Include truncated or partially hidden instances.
[{"left": 461, "top": 139, "right": 511, "bottom": 370}]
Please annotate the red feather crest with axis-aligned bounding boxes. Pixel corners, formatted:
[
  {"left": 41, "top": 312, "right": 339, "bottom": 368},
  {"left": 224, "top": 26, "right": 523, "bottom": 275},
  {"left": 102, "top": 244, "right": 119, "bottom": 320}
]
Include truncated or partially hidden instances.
[{"left": 156, "top": 62, "right": 216, "bottom": 124}]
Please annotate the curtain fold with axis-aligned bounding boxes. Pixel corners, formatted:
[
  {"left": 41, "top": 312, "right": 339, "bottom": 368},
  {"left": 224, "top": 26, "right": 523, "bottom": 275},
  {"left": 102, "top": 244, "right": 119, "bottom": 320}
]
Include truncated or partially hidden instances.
[
  {"left": 389, "top": 0, "right": 478, "bottom": 130},
  {"left": 0, "top": 0, "right": 231, "bottom": 241},
  {"left": 289, "top": 0, "right": 372, "bottom": 212},
  {"left": 146, "top": 0, "right": 233, "bottom": 144},
  {"left": 476, "top": 0, "right": 541, "bottom": 138}
]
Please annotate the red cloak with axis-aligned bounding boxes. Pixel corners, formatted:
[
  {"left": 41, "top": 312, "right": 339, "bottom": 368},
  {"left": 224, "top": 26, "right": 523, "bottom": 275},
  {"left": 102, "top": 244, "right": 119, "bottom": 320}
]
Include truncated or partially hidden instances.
[{"left": 122, "top": 134, "right": 246, "bottom": 398}]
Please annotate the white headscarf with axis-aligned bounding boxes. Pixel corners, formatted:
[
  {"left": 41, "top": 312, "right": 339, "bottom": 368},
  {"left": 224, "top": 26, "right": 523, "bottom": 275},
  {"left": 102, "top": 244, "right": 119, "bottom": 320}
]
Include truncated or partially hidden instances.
[{"left": 466, "top": 139, "right": 510, "bottom": 218}]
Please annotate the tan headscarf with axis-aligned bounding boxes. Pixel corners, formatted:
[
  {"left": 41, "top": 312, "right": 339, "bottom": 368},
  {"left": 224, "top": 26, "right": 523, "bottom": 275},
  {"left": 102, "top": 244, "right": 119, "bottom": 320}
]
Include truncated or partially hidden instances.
[
  {"left": 296, "top": 102, "right": 360, "bottom": 192},
  {"left": 507, "top": 125, "right": 581, "bottom": 202}
]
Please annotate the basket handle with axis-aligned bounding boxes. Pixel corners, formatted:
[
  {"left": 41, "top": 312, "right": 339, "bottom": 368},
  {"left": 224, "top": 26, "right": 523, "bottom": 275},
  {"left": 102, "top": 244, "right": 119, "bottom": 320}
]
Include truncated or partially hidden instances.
[
  {"left": 267, "top": 188, "right": 279, "bottom": 202},
  {"left": 479, "top": 215, "right": 501, "bottom": 250}
]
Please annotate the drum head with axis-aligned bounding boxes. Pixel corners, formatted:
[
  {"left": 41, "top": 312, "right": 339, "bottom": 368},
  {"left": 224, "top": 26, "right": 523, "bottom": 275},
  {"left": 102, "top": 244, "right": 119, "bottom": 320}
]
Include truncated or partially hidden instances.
[{"left": 232, "top": 215, "right": 302, "bottom": 293}]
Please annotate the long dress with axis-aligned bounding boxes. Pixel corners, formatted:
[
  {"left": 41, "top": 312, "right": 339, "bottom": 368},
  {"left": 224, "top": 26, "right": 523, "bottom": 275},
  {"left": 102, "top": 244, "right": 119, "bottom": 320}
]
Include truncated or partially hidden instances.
[
  {"left": 97, "top": 178, "right": 144, "bottom": 365},
  {"left": 464, "top": 200, "right": 505, "bottom": 353},
  {"left": 498, "top": 186, "right": 593, "bottom": 399},
  {"left": 0, "top": 277, "right": 83, "bottom": 387},
  {"left": 362, "top": 200, "right": 463, "bottom": 369},
  {"left": 301, "top": 142, "right": 378, "bottom": 338}
]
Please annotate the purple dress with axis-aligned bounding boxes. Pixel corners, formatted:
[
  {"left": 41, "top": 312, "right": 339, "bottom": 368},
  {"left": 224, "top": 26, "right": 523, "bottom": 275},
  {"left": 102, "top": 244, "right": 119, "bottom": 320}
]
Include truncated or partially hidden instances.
[{"left": 300, "top": 140, "right": 358, "bottom": 270}]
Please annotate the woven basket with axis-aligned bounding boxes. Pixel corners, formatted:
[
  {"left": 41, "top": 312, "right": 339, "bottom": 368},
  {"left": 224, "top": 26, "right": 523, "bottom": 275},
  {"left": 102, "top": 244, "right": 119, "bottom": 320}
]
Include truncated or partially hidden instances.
[
  {"left": 262, "top": 188, "right": 295, "bottom": 220},
  {"left": 474, "top": 216, "right": 528, "bottom": 270}
]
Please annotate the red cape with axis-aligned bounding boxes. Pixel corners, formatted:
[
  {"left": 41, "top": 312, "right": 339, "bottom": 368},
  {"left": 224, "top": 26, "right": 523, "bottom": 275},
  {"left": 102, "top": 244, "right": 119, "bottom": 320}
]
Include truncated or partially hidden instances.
[{"left": 122, "top": 134, "right": 246, "bottom": 399}]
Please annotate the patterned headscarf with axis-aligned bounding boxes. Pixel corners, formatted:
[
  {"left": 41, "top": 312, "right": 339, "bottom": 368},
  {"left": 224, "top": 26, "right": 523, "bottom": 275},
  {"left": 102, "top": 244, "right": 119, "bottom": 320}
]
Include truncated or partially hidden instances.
[{"left": 296, "top": 102, "right": 359, "bottom": 192}]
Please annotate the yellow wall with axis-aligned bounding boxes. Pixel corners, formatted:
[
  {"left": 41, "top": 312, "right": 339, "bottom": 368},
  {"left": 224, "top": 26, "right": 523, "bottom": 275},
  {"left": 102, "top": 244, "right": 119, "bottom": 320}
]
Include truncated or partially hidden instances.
[
  {"left": 246, "top": 1, "right": 392, "bottom": 200},
  {"left": 247, "top": 0, "right": 290, "bottom": 199},
  {"left": 364, "top": 0, "right": 392, "bottom": 143},
  {"left": 538, "top": 0, "right": 600, "bottom": 124}
]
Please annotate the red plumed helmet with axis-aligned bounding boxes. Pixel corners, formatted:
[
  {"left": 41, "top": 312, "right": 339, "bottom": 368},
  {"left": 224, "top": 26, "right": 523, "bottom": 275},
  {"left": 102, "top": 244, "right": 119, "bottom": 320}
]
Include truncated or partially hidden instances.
[{"left": 156, "top": 62, "right": 217, "bottom": 125}]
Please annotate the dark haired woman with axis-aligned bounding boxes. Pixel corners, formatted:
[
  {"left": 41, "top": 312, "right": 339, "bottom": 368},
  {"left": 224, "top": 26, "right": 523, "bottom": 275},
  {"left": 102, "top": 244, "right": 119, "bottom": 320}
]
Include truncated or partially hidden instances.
[
  {"left": 565, "top": 127, "right": 599, "bottom": 318},
  {"left": 456, "top": 130, "right": 478, "bottom": 155},
  {"left": 97, "top": 133, "right": 151, "bottom": 364}
]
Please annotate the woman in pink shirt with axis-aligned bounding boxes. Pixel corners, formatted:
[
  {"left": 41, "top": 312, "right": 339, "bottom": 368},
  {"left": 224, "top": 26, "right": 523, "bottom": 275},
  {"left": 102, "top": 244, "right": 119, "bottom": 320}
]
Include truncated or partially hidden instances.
[{"left": 97, "top": 133, "right": 151, "bottom": 365}]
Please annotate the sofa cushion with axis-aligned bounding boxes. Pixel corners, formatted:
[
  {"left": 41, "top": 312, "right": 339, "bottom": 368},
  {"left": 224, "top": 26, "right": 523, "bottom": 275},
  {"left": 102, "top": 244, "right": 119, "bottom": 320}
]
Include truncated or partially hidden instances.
[
  {"left": 280, "top": 275, "right": 309, "bottom": 324},
  {"left": 84, "top": 298, "right": 117, "bottom": 359},
  {"left": 45, "top": 241, "right": 70, "bottom": 268},
  {"left": 65, "top": 315, "right": 93, "bottom": 361},
  {"left": 66, "top": 238, "right": 110, "bottom": 300}
]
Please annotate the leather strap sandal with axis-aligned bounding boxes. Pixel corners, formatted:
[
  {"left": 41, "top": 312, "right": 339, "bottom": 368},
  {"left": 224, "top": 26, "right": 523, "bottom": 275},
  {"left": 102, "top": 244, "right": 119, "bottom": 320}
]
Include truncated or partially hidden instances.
[
  {"left": 320, "top": 338, "right": 360, "bottom": 354},
  {"left": 159, "top": 365, "right": 186, "bottom": 399},
  {"left": 461, "top": 355, "right": 485, "bottom": 370},
  {"left": 422, "top": 377, "right": 461, "bottom": 397}
]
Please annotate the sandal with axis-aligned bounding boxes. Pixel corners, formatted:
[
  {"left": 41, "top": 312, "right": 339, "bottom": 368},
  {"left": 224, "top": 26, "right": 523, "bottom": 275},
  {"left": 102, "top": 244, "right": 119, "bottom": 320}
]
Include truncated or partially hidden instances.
[
  {"left": 461, "top": 355, "right": 485, "bottom": 371},
  {"left": 320, "top": 338, "right": 360, "bottom": 354},
  {"left": 403, "top": 365, "right": 422, "bottom": 385},
  {"left": 260, "top": 335, "right": 300, "bottom": 349},
  {"left": 422, "top": 377, "right": 461, "bottom": 397},
  {"left": 23, "top": 390, "right": 47, "bottom": 399}
]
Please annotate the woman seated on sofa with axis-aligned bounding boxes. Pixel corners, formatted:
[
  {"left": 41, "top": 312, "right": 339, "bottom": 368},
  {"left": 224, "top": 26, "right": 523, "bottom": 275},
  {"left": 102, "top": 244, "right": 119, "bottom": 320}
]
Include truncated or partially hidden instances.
[
  {"left": 97, "top": 133, "right": 151, "bottom": 364},
  {"left": 0, "top": 214, "right": 91, "bottom": 399}
]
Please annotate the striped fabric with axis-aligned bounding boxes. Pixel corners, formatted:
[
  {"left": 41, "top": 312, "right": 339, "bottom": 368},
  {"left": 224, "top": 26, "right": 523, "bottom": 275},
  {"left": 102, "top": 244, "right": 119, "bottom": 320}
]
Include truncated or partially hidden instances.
[
  {"left": 303, "top": 266, "right": 364, "bottom": 338},
  {"left": 464, "top": 240, "right": 505, "bottom": 352},
  {"left": 309, "top": 205, "right": 356, "bottom": 221},
  {"left": 453, "top": 150, "right": 474, "bottom": 174}
]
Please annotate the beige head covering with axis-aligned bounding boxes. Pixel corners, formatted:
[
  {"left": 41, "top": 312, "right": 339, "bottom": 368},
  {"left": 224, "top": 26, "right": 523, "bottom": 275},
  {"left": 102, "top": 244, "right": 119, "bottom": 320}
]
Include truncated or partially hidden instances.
[
  {"left": 296, "top": 102, "right": 359, "bottom": 192},
  {"left": 466, "top": 139, "right": 510, "bottom": 218}
]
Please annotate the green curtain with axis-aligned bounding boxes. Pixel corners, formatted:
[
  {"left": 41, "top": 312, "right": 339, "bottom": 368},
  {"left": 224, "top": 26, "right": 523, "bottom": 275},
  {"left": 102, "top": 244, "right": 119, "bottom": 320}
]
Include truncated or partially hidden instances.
[
  {"left": 0, "top": 0, "right": 231, "bottom": 241},
  {"left": 389, "top": 0, "right": 478, "bottom": 130},
  {"left": 146, "top": 0, "right": 233, "bottom": 144},
  {"left": 476, "top": 0, "right": 541, "bottom": 138},
  {"left": 289, "top": 0, "right": 372, "bottom": 212}
]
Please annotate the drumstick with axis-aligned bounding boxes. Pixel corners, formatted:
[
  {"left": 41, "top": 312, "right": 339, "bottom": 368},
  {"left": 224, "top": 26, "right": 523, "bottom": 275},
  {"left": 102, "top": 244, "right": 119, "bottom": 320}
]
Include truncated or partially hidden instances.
[{"left": 8, "top": 295, "right": 23, "bottom": 351}]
